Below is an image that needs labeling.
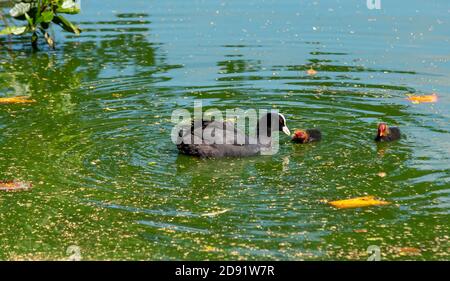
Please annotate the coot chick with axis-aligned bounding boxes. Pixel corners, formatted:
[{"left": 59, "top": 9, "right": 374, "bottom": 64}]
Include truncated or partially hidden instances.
[
  {"left": 291, "top": 129, "right": 322, "bottom": 143},
  {"left": 177, "top": 112, "right": 290, "bottom": 158},
  {"left": 375, "top": 123, "right": 401, "bottom": 142}
]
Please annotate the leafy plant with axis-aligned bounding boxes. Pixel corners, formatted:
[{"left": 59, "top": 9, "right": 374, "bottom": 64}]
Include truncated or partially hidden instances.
[{"left": 0, "top": 0, "right": 81, "bottom": 49}]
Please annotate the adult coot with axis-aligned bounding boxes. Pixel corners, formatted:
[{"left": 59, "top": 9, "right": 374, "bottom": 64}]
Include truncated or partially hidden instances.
[
  {"left": 291, "top": 129, "right": 322, "bottom": 143},
  {"left": 176, "top": 112, "right": 290, "bottom": 157},
  {"left": 375, "top": 123, "right": 401, "bottom": 142}
]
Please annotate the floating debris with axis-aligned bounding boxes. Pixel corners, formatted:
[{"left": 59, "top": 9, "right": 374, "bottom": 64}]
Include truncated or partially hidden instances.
[
  {"left": 0, "top": 180, "right": 33, "bottom": 192},
  {"left": 377, "top": 172, "right": 387, "bottom": 177},
  {"left": 306, "top": 68, "right": 318, "bottom": 76},
  {"left": 407, "top": 93, "right": 438, "bottom": 104},
  {"left": 395, "top": 247, "right": 422, "bottom": 256},
  {"left": 202, "top": 245, "right": 220, "bottom": 252},
  {"left": 201, "top": 209, "right": 230, "bottom": 217},
  {"left": 0, "top": 96, "right": 35, "bottom": 104},
  {"left": 328, "top": 196, "right": 390, "bottom": 209}
]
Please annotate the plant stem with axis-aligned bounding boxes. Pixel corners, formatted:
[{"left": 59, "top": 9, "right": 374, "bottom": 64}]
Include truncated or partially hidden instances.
[{"left": 31, "top": 31, "right": 38, "bottom": 50}]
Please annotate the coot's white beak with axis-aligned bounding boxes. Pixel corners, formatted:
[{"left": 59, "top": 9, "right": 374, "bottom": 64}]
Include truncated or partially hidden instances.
[{"left": 282, "top": 126, "right": 291, "bottom": 136}]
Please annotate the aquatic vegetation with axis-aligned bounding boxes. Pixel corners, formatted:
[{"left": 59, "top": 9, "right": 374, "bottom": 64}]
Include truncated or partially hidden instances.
[{"left": 0, "top": 0, "right": 81, "bottom": 49}]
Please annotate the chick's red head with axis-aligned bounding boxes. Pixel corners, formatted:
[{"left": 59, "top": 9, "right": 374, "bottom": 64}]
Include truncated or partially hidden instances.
[
  {"left": 378, "top": 123, "right": 389, "bottom": 137},
  {"left": 293, "top": 130, "right": 308, "bottom": 141}
]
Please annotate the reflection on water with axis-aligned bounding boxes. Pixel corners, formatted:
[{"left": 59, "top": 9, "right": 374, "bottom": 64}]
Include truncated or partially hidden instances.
[{"left": 0, "top": 0, "right": 449, "bottom": 260}]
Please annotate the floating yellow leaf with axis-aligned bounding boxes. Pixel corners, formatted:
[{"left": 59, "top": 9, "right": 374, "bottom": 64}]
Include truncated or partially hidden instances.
[
  {"left": 0, "top": 96, "right": 35, "bottom": 104},
  {"left": 328, "top": 196, "right": 390, "bottom": 209},
  {"left": 396, "top": 247, "right": 421, "bottom": 256},
  {"left": 407, "top": 94, "right": 438, "bottom": 104},
  {"left": 0, "top": 180, "right": 33, "bottom": 192},
  {"left": 306, "top": 68, "right": 318, "bottom": 76}
]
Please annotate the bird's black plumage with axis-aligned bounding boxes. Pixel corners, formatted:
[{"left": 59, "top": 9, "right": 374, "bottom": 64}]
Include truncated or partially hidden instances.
[
  {"left": 305, "top": 129, "right": 322, "bottom": 142},
  {"left": 176, "top": 113, "right": 290, "bottom": 158}
]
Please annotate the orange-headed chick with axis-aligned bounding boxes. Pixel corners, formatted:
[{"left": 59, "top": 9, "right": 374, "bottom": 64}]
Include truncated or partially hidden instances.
[
  {"left": 292, "top": 129, "right": 322, "bottom": 144},
  {"left": 375, "top": 123, "right": 401, "bottom": 142}
]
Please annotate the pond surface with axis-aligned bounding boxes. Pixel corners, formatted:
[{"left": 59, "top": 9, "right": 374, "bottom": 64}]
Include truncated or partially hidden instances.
[{"left": 0, "top": 0, "right": 449, "bottom": 260}]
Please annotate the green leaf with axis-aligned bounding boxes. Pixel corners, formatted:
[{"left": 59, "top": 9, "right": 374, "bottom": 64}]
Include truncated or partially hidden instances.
[
  {"left": 41, "top": 11, "right": 54, "bottom": 23},
  {"left": 0, "top": 26, "right": 28, "bottom": 36},
  {"left": 52, "top": 14, "right": 81, "bottom": 35},
  {"left": 24, "top": 12, "right": 33, "bottom": 26}
]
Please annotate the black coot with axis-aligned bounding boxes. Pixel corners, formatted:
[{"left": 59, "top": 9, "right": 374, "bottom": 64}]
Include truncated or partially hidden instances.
[
  {"left": 176, "top": 112, "right": 290, "bottom": 158},
  {"left": 375, "top": 123, "right": 401, "bottom": 142}
]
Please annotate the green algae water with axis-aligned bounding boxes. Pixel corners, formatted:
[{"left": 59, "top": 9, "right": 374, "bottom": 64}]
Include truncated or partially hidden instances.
[{"left": 0, "top": 0, "right": 449, "bottom": 260}]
